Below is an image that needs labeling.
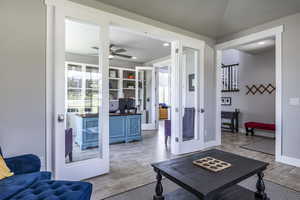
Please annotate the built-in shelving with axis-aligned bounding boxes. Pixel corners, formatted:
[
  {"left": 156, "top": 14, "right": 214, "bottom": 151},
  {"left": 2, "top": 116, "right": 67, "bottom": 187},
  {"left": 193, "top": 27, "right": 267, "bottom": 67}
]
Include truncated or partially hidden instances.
[
  {"left": 109, "top": 66, "right": 137, "bottom": 101},
  {"left": 109, "top": 77, "right": 120, "bottom": 80},
  {"left": 123, "top": 78, "right": 135, "bottom": 81}
]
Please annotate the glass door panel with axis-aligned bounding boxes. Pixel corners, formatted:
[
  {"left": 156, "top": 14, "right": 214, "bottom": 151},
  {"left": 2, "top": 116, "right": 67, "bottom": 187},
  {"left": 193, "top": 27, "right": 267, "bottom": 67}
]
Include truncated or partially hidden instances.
[
  {"left": 181, "top": 47, "right": 199, "bottom": 142},
  {"left": 65, "top": 19, "right": 102, "bottom": 164}
]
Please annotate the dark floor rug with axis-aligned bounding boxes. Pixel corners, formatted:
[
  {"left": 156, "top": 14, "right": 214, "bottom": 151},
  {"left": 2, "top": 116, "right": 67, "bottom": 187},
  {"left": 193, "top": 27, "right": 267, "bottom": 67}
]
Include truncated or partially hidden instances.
[
  {"left": 104, "top": 176, "right": 300, "bottom": 200},
  {"left": 240, "top": 138, "right": 275, "bottom": 155}
]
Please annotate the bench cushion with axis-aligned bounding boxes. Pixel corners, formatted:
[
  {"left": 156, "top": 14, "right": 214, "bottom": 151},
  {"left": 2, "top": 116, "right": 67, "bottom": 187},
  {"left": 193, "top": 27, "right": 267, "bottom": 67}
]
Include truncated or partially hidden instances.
[{"left": 245, "top": 122, "right": 275, "bottom": 131}]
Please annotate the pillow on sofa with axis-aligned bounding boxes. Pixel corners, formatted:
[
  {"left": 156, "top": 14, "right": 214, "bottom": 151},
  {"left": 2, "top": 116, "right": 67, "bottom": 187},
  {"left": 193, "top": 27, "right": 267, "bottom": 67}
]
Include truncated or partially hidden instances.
[{"left": 0, "top": 156, "right": 14, "bottom": 180}]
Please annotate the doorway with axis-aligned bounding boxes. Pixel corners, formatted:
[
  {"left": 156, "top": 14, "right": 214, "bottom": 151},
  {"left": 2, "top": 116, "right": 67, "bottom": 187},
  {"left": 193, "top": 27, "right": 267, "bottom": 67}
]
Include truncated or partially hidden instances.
[
  {"left": 215, "top": 26, "right": 283, "bottom": 162},
  {"left": 107, "top": 25, "right": 171, "bottom": 152}
]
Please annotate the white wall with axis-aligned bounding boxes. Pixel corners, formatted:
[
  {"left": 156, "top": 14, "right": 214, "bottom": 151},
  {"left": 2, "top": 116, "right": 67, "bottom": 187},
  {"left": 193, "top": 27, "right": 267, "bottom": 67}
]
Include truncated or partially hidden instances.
[
  {"left": 222, "top": 49, "right": 275, "bottom": 136},
  {"left": 0, "top": 0, "right": 46, "bottom": 165},
  {"left": 218, "top": 12, "right": 300, "bottom": 159}
]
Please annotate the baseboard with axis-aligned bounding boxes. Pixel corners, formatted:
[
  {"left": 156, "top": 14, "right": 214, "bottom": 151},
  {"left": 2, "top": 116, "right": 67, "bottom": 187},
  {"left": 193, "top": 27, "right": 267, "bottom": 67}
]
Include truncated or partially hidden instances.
[
  {"left": 276, "top": 155, "right": 300, "bottom": 168},
  {"left": 204, "top": 140, "right": 220, "bottom": 149},
  {"left": 238, "top": 128, "right": 275, "bottom": 138}
]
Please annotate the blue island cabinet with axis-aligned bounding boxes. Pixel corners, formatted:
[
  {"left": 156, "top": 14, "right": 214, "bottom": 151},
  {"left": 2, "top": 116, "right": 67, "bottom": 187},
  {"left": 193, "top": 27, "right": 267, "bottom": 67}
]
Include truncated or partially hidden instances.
[
  {"left": 110, "top": 114, "right": 142, "bottom": 144},
  {"left": 109, "top": 116, "right": 126, "bottom": 144},
  {"left": 74, "top": 116, "right": 99, "bottom": 150},
  {"left": 74, "top": 114, "right": 142, "bottom": 150},
  {"left": 126, "top": 115, "right": 142, "bottom": 142}
]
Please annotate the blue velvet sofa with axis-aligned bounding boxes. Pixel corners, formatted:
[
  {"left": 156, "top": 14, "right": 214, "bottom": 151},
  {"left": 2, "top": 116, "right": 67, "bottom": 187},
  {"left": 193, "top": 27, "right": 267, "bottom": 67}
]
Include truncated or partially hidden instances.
[{"left": 0, "top": 150, "right": 92, "bottom": 200}]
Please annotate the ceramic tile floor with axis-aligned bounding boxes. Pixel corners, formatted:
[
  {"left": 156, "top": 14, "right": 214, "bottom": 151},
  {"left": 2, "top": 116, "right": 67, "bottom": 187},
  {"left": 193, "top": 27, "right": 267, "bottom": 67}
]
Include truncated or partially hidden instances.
[{"left": 86, "top": 125, "right": 300, "bottom": 200}]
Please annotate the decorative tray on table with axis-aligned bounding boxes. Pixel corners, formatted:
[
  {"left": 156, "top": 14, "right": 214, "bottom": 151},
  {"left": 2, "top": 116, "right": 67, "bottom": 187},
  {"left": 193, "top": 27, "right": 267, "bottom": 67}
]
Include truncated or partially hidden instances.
[{"left": 193, "top": 157, "right": 232, "bottom": 172}]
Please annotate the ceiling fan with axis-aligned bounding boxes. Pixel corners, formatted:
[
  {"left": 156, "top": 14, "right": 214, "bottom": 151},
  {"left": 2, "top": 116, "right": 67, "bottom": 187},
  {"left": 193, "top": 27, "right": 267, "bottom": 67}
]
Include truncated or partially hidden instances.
[{"left": 91, "top": 44, "right": 135, "bottom": 59}]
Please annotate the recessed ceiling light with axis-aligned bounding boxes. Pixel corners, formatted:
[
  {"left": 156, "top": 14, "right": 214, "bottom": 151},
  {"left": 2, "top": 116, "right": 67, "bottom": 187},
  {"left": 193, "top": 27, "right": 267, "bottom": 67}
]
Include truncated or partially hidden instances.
[
  {"left": 258, "top": 41, "right": 265, "bottom": 45},
  {"left": 108, "top": 55, "right": 114, "bottom": 59},
  {"left": 163, "top": 43, "right": 170, "bottom": 47},
  {"left": 132, "top": 56, "right": 137, "bottom": 60}
]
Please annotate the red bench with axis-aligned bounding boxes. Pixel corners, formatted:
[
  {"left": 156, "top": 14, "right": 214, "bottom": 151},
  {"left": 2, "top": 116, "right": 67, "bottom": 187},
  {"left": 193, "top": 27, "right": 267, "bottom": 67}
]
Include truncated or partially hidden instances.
[{"left": 244, "top": 122, "right": 275, "bottom": 136}]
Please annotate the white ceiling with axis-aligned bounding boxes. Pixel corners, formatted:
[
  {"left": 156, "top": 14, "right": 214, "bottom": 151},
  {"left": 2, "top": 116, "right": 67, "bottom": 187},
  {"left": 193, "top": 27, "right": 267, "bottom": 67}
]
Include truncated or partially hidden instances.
[
  {"left": 236, "top": 38, "right": 275, "bottom": 54},
  {"left": 95, "top": 0, "right": 300, "bottom": 39},
  {"left": 65, "top": 19, "right": 171, "bottom": 63}
]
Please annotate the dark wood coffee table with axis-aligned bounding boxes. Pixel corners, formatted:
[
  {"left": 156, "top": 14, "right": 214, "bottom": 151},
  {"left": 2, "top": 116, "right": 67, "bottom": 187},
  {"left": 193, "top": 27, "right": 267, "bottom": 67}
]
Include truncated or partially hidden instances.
[{"left": 151, "top": 149, "right": 269, "bottom": 200}]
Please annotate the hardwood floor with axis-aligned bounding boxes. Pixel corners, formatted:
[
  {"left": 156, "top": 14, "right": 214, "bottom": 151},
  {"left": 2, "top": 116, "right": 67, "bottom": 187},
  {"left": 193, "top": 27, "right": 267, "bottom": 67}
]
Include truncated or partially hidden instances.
[{"left": 86, "top": 126, "right": 300, "bottom": 200}]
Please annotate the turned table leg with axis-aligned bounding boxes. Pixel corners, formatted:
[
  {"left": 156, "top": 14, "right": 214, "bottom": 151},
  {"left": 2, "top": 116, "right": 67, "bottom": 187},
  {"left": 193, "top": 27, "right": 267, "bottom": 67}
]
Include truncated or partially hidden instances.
[
  {"left": 255, "top": 172, "right": 270, "bottom": 200},
  {"left": 153, "top": 170, "right": 164, "bottom": 200}
]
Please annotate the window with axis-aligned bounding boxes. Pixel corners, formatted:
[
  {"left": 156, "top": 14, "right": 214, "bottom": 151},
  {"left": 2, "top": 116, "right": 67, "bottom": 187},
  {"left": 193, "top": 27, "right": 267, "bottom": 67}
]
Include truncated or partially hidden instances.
[
  {"left": 221, "top": 63, "right": 239, "bottom": 92},
  {"left": 66, "top": 62, "right": 100, "bottom": 113},
  {"left": 159, "top": 72, "right": 169, "bottom": 104}
]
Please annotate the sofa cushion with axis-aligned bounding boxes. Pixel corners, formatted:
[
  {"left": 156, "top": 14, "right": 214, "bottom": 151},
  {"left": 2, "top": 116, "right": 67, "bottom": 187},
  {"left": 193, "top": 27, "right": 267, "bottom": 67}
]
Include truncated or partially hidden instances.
[
  {"left": 0, "top": 172, "right": 42, "bottom": 200},
  {"left": 10, "top": 180, "right": 92, "bottom": 200},
  {"left": 39, "top": 171, "right": 52, "bottom": 180},
  {"left": 5, "top": 155, "right": 41, "bottom": 175}
]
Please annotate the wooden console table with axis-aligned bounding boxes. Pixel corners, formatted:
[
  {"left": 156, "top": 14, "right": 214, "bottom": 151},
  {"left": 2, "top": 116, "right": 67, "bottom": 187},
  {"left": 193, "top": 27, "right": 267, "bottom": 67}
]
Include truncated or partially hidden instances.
[{"left": 221, "top": 110, "right": 239, "bottom": 133}]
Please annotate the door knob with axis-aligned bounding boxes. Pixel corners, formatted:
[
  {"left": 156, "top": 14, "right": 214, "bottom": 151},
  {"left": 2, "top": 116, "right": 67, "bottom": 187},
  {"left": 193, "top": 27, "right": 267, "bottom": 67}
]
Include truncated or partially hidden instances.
[
  {"left": 200, "top": 109, "right": 205, "bottom": 113},
  {"left": 57, "top": 114, "right": 65, "bottom": 122}
]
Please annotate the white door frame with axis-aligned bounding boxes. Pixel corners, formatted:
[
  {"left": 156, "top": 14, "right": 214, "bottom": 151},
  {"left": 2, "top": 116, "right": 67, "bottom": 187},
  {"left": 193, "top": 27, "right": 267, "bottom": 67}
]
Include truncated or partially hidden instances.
[
  {"left": 45, "top": 0, "right": 207, "bottom": 171},
  {"left": 45, "top": 0, "right": 110, "bottom": 180},
  {"left": 215, "top": 25, "right": 284, "bottom": 163},
  {"left": 135, "top": 66, "right": 157, "bottom": 130}
]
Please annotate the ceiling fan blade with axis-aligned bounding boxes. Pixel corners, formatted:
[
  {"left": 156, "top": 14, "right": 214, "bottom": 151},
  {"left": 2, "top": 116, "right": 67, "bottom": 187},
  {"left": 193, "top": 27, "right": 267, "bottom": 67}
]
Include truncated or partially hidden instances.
[
  {"left": 114, "top": 48, "right": 127, "bottom": 53},
  {"left": 112, "top": 53, "right": 132, "bottom": 59}
]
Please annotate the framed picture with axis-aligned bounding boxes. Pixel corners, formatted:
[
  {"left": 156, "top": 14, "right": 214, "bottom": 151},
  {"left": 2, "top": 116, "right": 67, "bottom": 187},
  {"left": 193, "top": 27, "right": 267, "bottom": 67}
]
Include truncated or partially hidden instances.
[
  {"left": 221, "top": 97, "right": 232, "bottom": 106},
  {"left": 189, "top": 74, "right": 195, "bottom": 91}
]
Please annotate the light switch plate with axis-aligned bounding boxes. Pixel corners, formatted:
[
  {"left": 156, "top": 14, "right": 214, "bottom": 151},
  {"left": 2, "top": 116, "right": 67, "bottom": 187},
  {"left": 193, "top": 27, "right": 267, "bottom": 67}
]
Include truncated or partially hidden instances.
[{"left": 289, "top": 98, "right": 300, "bottom": 106}]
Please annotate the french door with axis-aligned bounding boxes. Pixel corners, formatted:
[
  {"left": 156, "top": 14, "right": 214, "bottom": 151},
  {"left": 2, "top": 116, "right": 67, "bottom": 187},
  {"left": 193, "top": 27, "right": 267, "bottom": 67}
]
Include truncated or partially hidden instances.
[
  {"left": 170, "top": 41, "right": 205, "bottom": 155},
  {"left": 135, "top": 67, "right": 157, "bottom": 130},
  {"left": 52, "top": 5, "right": 110, "bottom": 180}
]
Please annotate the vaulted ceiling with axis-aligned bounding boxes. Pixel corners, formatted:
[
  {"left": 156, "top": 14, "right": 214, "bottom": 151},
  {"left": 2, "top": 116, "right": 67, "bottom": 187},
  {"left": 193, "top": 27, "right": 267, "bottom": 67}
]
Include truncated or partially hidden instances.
[{"left": 95, "top": 0, "right": 300, "bottom": 39}]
